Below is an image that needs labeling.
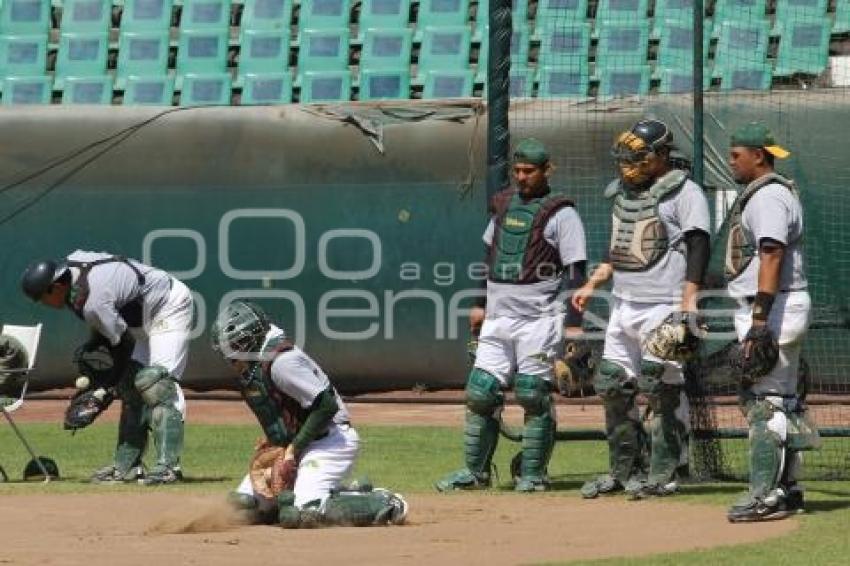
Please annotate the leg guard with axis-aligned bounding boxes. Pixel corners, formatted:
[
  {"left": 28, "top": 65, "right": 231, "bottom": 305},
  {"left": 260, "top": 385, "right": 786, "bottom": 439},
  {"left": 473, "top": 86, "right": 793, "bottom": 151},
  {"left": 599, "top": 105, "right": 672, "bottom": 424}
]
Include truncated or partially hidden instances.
[
  {"left": 638, "top": 360, "right": 687, "bottom": 487},
  {"left": 747, "top": 400, "right": 785, "bottom": 499},
  {"left": 514, "top": 373, "right": 555, "bottom": 492},
  {"left": 596, "top": 360, "right": 643, "bottom": 484},
  {"left": 93, "top": 362, "right": 148, "bottom": 483},
  {"left": 135, "top": 365, "right": 184, "bottom": 483},
  {"left": 279, "top": 488, "right": 407, "bottom": 528}
]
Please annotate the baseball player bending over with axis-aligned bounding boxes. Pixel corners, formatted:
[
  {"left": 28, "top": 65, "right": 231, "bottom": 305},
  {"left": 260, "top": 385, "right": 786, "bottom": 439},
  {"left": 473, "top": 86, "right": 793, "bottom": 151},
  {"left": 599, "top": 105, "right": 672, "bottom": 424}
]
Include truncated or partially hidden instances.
[
  {"left": 572, "top": 120, "right": 711, "bottom": 499},
  {"left": 212, "top": 301, "right": 408, "bottom": 528}
]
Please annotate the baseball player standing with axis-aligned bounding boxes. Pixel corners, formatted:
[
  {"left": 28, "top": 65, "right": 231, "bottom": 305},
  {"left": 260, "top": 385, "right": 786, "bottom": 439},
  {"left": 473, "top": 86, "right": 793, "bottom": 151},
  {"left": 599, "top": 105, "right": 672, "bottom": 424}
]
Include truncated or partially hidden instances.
[
  {"left": 436, "top": 138, "right": 588, "bottom": 493},
  {"left": 724, "top": 123, "right": 812, "bottom": 522},
  {"left": 212, "top": 301, "right": 408, "bottom": 527},
  {"left": 20, "top": 250, "right": 192, "bottom": 484},
  {"left": 572, "top": 119, "right": 711, "bottom": 499}
]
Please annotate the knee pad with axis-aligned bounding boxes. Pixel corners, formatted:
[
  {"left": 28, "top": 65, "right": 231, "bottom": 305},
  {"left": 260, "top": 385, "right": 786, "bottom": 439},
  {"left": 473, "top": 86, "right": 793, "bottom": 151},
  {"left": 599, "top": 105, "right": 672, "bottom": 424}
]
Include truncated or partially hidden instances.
[
  {"left": 514, "top": 374, "right": 551, "bottom": 416},
  {"left": 637, "top": 359, "right": 665, "bottom": 395},
  {"left": 594, "top": 359, "right": 635, "bottom": 399},
  {"left": 134, "top": 365, "right": 178, "bottom": 408},
  {"left": 465, "top": 368, "right": 504, "bottom": 416}
]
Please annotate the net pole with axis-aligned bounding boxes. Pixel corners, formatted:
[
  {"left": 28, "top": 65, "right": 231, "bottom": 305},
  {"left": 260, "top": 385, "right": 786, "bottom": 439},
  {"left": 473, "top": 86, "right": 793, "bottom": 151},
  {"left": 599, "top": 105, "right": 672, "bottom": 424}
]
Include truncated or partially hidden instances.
[
  {"left": 486, "top": 0, "right": 512, "bottom": 203},
  {"left": 693, "top": 0, "right": 705, "bottom": 188}
]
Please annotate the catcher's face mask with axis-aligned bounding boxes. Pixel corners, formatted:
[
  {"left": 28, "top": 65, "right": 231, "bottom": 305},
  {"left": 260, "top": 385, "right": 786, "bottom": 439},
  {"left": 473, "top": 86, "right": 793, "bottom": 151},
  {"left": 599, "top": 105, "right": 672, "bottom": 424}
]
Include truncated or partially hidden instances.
[{"left": 611, "top": 131, "right": 659, "bottom": 186}]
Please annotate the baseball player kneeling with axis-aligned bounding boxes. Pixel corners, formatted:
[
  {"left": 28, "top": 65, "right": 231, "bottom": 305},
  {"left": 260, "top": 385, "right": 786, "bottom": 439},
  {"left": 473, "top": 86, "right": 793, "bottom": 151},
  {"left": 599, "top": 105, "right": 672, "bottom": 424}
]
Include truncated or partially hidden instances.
[{"left": 211, "top": 301, "right": 408, "bottom": 528}]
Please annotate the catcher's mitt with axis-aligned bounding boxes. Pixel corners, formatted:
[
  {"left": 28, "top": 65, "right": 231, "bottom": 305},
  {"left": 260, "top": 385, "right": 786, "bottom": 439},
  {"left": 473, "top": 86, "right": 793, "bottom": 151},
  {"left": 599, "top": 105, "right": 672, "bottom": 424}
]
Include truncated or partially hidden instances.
[
  {"left": 730, "top": 325, "right": 779, "bottom": 387},
  {"left": 643, "top": 312, "right": 705, "bottom": 362},
  {"left": 64, "top": 387, "right": 115, "bottom": 430},
  {"left": 249, "top": 445, "right": 297, "bottom": 499},
  {"left": 554, "top": 340, "right": 595, "bottom": 397}
]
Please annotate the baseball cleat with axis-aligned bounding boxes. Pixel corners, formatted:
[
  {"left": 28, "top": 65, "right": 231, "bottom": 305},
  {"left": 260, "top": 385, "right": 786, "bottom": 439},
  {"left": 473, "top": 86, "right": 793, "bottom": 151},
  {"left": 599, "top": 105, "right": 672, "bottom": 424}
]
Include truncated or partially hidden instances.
[
  {"left": 90, "top": 464, "right": 144, "bottom": 484},
  {"left": 435, "top": 468, "right": 490, "bottom": 492},
  {"left": 373, "top": 489, "right": 409, "bottom": 525},
  {"left": 139, "top": 466, "right": 183, "bottom": 486}
]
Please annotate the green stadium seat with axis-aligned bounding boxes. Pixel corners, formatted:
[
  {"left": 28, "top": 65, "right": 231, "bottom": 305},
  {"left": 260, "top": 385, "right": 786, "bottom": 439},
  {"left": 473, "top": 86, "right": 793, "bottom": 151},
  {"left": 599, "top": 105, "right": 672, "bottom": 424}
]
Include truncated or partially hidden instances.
[
  {"left": 180, "top": 72, "right": 233, "bottom": 105},
  {"left": 122, "top": 74, "right": 175, "bottom": 104},
  {"left": 359, "top": 0, "right": 410, "bottom": 34},
  {"left": 360, "top": 27, "right": 412, "bottom": 70},
  {"left": 535, "top": 0, "right": 588, "bottom": 34},
  {"left": 297, "top": 27, "right": 350, "bottom": 71},
  {"left": 719, "top": 63, "right": 771, "bottom": 90},
  {"left": 299, "top": 0, "right": 351, "bottom": 30},
  {"left": 537, "top": 22, "right": 590, "bottom": 68},
  {"left": 55, "top": 32, "right": 109, "bottom": 88},
  {"left": 1, "top": 75, "right": 51, "bottom": 104},
  {"left": 597, "top": 64, "right": 650, "bottom": 96},
  {"left": 179, "top": 0, "right": 232, "bottom": 30},
  {"left": 298, "top": 69, "right": 351, "bottom": 101},
  {"left": 657, "top": 67, "right": 711, "bottom": 93},
  {"left": 61, "top": 75, "right": 113, "bottom": 104},
  {"left": 0, "top": 34, "right": 47, "bottom": 77},
  {"left": 835, "top": 0, "right": 850, "bottom": 34},
  {"left": 241, "top": 0, "right": 293, "bottom": 31},
  {"left": 176, "top": 29, "right": 229, "bottom": 74},
  {"left": 595, "top": 0, "right": 649, "bottom": 23},
  {"left": 240, "top": 72, "right": 292, "bottom": 103},
  {"left": 712, "top": 20, "right": 769, "bottom": 78},
  {"left": 713, "top": 0, "right": 767, "bottom": 25},
  {"left": 595, "top": 21, "right": 649, "bottom": 74},
  {"left": 509, "top": 66, "right": 534, "bottom": 97},
  {"left": 417, "top": 0, "right": 469, "bottom": 27},
  {"left": 358, "top": 68, "right": 410, "bottom": 99},
  {"left": 0, "top": 0, "right": 51, "bottom": 34},
  {"left": 238, "top": 28, "right": 290, "bottom": 74},
  {"left": 476, "top": 24, "right": 530, "bottom": 82},
  {"left": 60, "top": 0, "right": 111, "bottom": 32},
  {"left": 773, "top": 17, "right": 830, "bottom": 76},
  {"left": 656, "top": 19, "right": 711, "bottom": 71},
  {"left": 117, "top": 31, "right": 169, "bottom": 86},
  {"left": 417, "top": 26, "right": 470, "bottom": 77},
  {"left": 775, "top": 0, "right": 827, "bottom": 22},
  {"left": 653, "top": 0, "right": 701, "bottom": 24},
  {"left": 121, "top": 0, "right": 174, "bottom": 31},
  {"left": 422, "top": 68, "right": 473, "bottom": 98},
  {"left": 537, "top": 65, "right": 589, "bottom": 97}
]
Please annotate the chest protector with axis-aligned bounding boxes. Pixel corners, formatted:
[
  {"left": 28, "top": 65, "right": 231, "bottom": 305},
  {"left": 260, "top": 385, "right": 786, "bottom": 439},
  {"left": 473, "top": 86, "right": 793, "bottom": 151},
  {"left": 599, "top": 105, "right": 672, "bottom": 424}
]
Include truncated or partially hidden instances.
[
  {"left": 488, "top": 189, "right": 574, "bottom": 283},
  {"left": 606, "top": 169, "right": 687, "bottom": 272},
  {"left": 65, "top": 256, "right": 148, "bottom": 326},
  {"left": 239, "top": 338, "right": 308, "bottom": 446},
  {"left": 724, "top": 173, "right": 797, "bottom": 281}
]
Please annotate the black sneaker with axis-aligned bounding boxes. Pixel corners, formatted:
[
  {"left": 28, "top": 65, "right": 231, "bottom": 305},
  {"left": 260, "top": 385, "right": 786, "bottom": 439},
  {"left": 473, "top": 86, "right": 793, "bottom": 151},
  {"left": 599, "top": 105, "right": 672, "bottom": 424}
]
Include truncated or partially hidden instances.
[
  {"left": 728, "top": 495, "right": 792, "bottom": 523},
  {"left": 785, "top": 488, "right": 805, "bottom": 514}
]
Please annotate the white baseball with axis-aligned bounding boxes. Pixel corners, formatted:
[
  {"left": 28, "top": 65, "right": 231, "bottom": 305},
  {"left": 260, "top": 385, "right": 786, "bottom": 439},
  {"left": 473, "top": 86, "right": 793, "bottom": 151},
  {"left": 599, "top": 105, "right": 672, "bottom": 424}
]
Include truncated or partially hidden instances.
[{"left": 75, "top": 376, "right": 90, "bottom": 390}]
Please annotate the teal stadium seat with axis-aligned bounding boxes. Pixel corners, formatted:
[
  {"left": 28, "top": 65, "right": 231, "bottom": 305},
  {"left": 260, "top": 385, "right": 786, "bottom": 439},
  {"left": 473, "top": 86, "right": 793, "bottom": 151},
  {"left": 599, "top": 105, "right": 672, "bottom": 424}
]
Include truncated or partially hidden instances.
[
  {"left": 61, "top": 75, "right": 113, "bottom": 104},
  {"left": 536, "top": 65, "right": 589, "bottom": 97},
  {"left": 417, "top": 25, "right": 470, "bottom": 78},
  {"left": 358, "top": 68, "right": 410, "bottom": 100},
  {"left": 653, "top": 0, "right": 700, "bottom": 23},
  {"left": 240, "top": 72, "right": 292, "bottom": 103},
  {"left": 0, "top": 34, "right": 47, "bottom": 77},
  {"left": 299, "top": 0, "right": 351, "bottom": 30},
  {"left": 535, "top": 0, "right": 587, "bottom": 33},
  {"left": 360, "top": 27, "right": 411, "bottom": 70},
  {"left": 117, "top": 31, "right": 169, "bottom": 85},
  {"left": 298, "top": 69, "right": 351, "bottom": 101},
  {"left": 60, "top": 0, "right": 111, "bottom": 32},
  {"left": 422, "top": 68, "right": 473, "bottom": 98},
  {"left": 509, "top": 66, "right": 534, "bottom": 97},
  {"left": 180, "top": 72, "right": 232, "bottom": 104},
  {"left": 713, "top": 20, "right": 769, "bottom": 78},
  {"left": 55, "top": 32, "right": 109, "bottom": 88},
  {"left": 121, "top": 0, "right": 174, "bottom": 31},
  {"left": 835, "top": 0, "right": 850, "bottom": 34},
  {"left": 719, "top": 63, "right": 771, "bottom": 90},
  {"left": 656, "top": 19, "right": 711, "bottom": 71},
  {"left": 180, "top": 0, "right": 232, "bottom": 30},
  {"left": 239, "top": 28, "right": 290, "bottom": 74},
  {"left": 417, "top": 0, "right": 469, "bottom": 27},
  {"left": 595, "top": 21, "right": 649, "bottom": 76},
  {"left": 359, "top": 0, "right": 410, "bottom": 34},
  {"left": 1, "top": 75, "right": 51, "bottom": 104},
  {"left": 657, "top": 67, "right": 711, "bottom": 93},
  {"left": 177, "top": 29, "right": 229, "bottom": 74},
  {"left": 597, "top": 65, "right": 650, "bottom": 96},
  {"left": 595, "top": 0, "right": 649, "bottom": 24},
  {"left": 0, "top": 0, "right": 51, "bottom": 34},
  {"left": 122, "top": 75, "right": 175, "bottom": 104},
  {"left": 537, "top": 22, "right": 590, "bottom": 68},
  {"left": 713, "top": 0, "right": 767, "bottom": 24},
  {"left": 241, "top": 0, "right": 293, "bottom": 31},
  {"left": 297, "top": 27, "right": 350, "bottom": 70},
  {"left": 773, "top": 17, "right": 830, "bottom": 76},
  {"left": 775, "top": 0, "right": 827, "bottom": 22}
]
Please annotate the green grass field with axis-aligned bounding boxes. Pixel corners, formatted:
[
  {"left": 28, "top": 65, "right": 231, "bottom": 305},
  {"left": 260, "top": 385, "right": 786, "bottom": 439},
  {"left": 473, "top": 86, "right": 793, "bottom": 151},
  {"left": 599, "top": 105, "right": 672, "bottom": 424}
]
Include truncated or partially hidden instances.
[{"left": 2, "top": 423, "right": 849, "bottom": 565}]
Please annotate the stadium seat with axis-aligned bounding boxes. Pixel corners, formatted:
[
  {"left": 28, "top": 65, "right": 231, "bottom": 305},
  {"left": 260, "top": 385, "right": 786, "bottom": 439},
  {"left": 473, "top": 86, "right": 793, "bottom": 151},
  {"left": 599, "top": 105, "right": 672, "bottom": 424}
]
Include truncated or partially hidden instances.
[
  {"left": 657, "top": 67, "right": 711, "bottom": 93},
  {"left": 179, "top": 0, "right": 232, "bottom": 30},
  {"left": 417, "top": 0, "right": 469, "bottom": 28},
  {"left": 713, "top": 0, "right": 767, "bottom": 25},
  {"left": 417, "top": 26, "right": 470, "bottom": 77},
  {"left": 773, "top": 17, "right": 830, "bottom": 76},
  {"left": 180, "top": 72, "right": 233, "bottom": 105},
  {"left": 298, "top": 69, "right": 351, "bottom": 102},
  {"left": 238, "top": 28, "right": 290, "bottom": 74},
  {"left": 1, "top": 75, "right": 51, "bottom": 104},
  {"left": 122, "top": 74, "right": 175, "bottom": 104},
  {"left": 476, "top": 24, "right": 530, "bottom": 82},
  {"left": 535, "top": 0, "right": 588, "bottom": 34},
  {"left": 297, "top": 27, "right": 350, "bottom": 71},
  {"left": 595, "top": 0, "right": 649, "bottom": 24},
  {"left": 712, "top": 20, "right": 769, "bottom": 78},
  {"left": 656, "top": 19, "right": 711, "bottom": 71},
  {"left": 240, "top": 71, "right": 292, "bottom": 103},
  {"left": 121, "top": 0, "right": 175, "bottom": 31},
  {"left": 509, "top": 66, "right": 534, "bottom": 97},
  {"left": 241, "top": 0, "right": 293, "bottom": 31},
  {"left": 176, "top": 29, "right": 229, "bottom": 74},
  {"left": 537, "top": 22, "right": 590, "bottom": 68},
  {"left": 360, "top": 27, "right": 412, "bottom": 70},
  {"left": 536, "top": 65, "right": 589, "bottom": 97},
  {"left": 0, "top": 34, "right": 47, "bottom": 77},
  {"left": 653, "top": 0, "right": 702, "bottom": 24},
  {"left": 595, "top": 21, "right": 649, "bottom": 74},
  {"left": 835, "top": 0, "right": 850, "bottom": 34},
  {"left": 597, "top": 64, "right": 650, "bottom": 96},
  {"left": 61, "top": 75, "right": 113, "bottom": 104},
  {"left": 298, "top": 0, "right": 352, "bottom": 30},
  {"left": 358, "top": 68, "right": 410, "bottom": 100},
  {"left": 117, "top": 31, "right": 170, "bottom": 86},
  {"left": 422, "top": 68, "right": 473, "bottom": 98},
  {"left": 774, "top": 0, "right": 827, "bottom": 23},
  {"left": 60, "top": 0, "right": 111, "bottom": 32},
  {"left": 358, "top": 0, "right": 410, "bottom": 35},
  {"left": 0, "top": 0, "right": 51, "bottom": 34},
  {"left": 719, "top": 63, "right": 771, "bottom": 90},
  {"left": 55, "top": 32, "right": 109, "bottom": 88}
]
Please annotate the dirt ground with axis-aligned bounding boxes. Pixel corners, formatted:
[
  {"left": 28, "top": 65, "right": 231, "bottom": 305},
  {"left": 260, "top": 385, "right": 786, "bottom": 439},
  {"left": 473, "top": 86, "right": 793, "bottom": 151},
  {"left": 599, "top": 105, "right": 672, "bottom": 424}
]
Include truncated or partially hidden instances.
[{"left": 2, "top": 396, "right": 798, "bottom": 565}]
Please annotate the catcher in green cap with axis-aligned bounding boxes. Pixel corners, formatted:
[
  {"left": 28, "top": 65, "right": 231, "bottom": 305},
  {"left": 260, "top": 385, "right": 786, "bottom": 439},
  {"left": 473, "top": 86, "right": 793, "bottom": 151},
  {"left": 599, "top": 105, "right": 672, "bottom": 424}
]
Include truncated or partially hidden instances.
[{"left": 724, "top": 122, "right": 815, "bottom": 522}]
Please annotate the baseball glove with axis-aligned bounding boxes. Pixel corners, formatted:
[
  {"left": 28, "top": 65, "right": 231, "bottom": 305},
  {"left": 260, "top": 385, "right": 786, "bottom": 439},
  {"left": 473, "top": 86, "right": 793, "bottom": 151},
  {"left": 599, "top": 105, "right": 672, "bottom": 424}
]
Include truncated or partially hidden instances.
[
  {"left": 554, "top": 340, "right": 595, "bottom": 397},
  {"left": 249, "top": 445, "right": 297, "bottom": 499},
  {"left": 643, "top": 312, "right": 705, "bottom": 362},
  {"left": 730, "top": 325, "right": 779, "bottom": 386},
  {"left": 64, "top": 387, "right": 115, "bottom": 430}
]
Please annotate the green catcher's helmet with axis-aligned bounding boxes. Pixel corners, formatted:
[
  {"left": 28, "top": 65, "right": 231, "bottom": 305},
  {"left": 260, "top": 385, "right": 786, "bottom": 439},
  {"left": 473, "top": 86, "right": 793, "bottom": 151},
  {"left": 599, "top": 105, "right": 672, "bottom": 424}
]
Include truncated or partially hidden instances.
[{"left": 210, "top": 301, "right": 271, "bottom": 359}]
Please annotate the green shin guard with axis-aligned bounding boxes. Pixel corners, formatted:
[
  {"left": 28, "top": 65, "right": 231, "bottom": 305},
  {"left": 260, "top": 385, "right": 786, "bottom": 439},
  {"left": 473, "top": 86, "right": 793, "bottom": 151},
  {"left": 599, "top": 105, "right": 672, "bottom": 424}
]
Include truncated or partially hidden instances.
[
  {"left": 514, "top": 374, "right": 555, "bottom": 490},
  {"left": 639, "top": 361, "right": 686, "bottom": 486},
  {"left": 135, "top": 366, "right": 184, "bottom": 472},
  {"left": 114, "top": 379, "right": 149, "bottom": 474},
  {"left": 596, "top": 360, "right": 644, "bottom": 484},
  {"left": 278, "top": 490, "right": 405, "bottom": 528},
  {"left": 463, "top": 369, "right": 503, "bottom": 478},
  {"left": 747, "top": 401, "right": 784, "bottom": 499}
]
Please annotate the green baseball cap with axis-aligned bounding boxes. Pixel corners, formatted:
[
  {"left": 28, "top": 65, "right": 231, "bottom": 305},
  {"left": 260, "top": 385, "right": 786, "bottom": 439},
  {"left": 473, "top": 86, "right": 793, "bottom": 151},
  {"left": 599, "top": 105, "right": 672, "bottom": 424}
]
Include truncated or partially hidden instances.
[
  {"left": 513, "top": 138, "right": 550, "bottom": 165},
  {"left": 730, "top": 122, "right": 790, "bottom": 159}
]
